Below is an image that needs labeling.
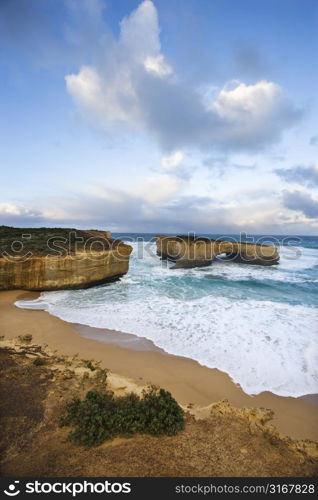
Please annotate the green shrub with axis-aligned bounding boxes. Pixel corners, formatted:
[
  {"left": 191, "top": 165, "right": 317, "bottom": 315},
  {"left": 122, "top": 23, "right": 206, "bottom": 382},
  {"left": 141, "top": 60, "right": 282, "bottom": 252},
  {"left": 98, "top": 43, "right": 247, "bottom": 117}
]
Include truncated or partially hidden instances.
[
  {"left": 141, "top": 387, "right": 185, "bottom": 436},
  {"left": 60, "top": 387, "right": 184, "bottom": 447},
  {"left": 60, "top": 391, "right": 117, "bottom": 447},
  {"left": 112, "top": 392, "right": 145, "bottom": 436},
  {"left": 33, "top": 357, "right": 45, "bottom": 366}
]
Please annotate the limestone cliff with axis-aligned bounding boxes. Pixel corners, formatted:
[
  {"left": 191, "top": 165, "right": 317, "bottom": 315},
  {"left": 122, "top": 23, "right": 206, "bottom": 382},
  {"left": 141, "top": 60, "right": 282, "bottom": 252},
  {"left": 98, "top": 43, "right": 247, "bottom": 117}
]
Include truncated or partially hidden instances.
[
  {"left": 0, "top": 226, "right": 132, "bottom": 291},
  {"left": 156, "top": 235, "right": 279, "bottom": 268}
]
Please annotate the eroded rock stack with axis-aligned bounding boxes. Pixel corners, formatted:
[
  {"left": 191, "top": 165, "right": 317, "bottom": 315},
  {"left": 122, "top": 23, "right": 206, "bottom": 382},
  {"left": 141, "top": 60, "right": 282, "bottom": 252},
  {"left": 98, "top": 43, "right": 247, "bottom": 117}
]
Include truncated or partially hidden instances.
[{"left": 156, "top": 234, "right": 279, "bottom": 268}]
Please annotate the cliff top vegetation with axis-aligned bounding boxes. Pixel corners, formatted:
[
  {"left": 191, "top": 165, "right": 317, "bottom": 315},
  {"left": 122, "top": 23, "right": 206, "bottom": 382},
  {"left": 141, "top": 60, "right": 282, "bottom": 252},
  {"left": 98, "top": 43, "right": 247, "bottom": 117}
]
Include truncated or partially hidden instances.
[{"left": 0, "top": 226, "right": 124, "bottom": 257}]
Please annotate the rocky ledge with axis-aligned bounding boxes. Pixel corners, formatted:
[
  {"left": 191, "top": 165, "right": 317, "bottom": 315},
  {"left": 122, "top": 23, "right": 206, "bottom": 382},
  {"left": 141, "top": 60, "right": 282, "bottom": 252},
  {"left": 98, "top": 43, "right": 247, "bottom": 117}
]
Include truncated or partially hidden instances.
[
  {"left": 1, "top": 339, "right": 317, "bottom": 477},
  {"left": 156, "top": 234, "right": 279, "bottom": 268},
  {"left": 0, "top": 226, "right": 132, "bottom": 291}
]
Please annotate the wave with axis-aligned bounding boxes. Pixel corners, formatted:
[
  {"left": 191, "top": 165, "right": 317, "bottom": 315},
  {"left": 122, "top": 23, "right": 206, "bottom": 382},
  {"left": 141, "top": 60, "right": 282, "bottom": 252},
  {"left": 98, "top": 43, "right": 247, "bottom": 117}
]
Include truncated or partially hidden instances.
[
  {"left": 16, "top": 293, "right": 318, "bottom": 398},
  {"left": 15, "top": 241, "right": 318, "bottom": 398}
]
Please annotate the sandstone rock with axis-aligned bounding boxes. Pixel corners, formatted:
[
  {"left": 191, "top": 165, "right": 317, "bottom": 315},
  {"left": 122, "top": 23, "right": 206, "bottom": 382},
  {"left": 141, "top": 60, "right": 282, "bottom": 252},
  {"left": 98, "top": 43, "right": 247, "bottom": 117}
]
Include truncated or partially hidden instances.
[
  {"left": 210, "top": 400, "right": 318, "bottom": 460},
  {"left": 171, "top": 258, "right": 213, "bottom": 269},
  {"left": 0, "top": 227, "right": 132, "bottom": 291},
  {"left": 156, "top": 235, "right": 279, "bottom": 268}
]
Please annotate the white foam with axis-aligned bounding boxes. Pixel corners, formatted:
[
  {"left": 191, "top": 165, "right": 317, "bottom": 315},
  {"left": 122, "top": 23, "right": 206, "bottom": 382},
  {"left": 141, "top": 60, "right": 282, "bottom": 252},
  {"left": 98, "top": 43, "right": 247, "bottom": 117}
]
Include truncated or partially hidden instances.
[
  {"left": 15, "top": 241, "right": 318, "bottom": 397},
  {"left": 128, "top": 241, "right": 318, "bottom": 283},
  {"left": 17, "top": 293, "right": 318, "bottom": 398},
  {"left": 279, "top": 246, "right": 318, "bottom": 271}
]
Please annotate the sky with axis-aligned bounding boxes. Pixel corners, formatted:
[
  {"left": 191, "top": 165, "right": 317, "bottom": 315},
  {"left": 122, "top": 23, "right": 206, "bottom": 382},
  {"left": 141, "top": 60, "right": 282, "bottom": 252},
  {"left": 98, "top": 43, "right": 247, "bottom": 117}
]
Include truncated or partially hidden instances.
[{"left": 0, "top": 0, "right": 317, "bottom": 235}]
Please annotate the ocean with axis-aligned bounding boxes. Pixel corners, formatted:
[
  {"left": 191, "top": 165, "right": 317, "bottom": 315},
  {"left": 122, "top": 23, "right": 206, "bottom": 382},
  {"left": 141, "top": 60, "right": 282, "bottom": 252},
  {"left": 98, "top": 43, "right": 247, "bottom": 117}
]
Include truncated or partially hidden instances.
[{"left": 16, "top": 233, "right": 318, "bottom": 398}]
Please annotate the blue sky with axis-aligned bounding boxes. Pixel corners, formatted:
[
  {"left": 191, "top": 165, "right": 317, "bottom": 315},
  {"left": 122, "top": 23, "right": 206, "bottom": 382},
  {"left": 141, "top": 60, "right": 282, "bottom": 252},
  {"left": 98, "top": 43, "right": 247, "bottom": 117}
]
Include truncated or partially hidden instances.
[{"left": 0, "top": 0, "right": 317, "bottom": 234}]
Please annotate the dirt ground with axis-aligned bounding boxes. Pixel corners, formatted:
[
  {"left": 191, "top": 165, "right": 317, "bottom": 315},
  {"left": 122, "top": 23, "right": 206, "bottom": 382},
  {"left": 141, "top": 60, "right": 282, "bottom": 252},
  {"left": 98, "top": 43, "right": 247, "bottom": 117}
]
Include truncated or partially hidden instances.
[{"left": 0, "top": 341, "right": 317, "bottom": 478}]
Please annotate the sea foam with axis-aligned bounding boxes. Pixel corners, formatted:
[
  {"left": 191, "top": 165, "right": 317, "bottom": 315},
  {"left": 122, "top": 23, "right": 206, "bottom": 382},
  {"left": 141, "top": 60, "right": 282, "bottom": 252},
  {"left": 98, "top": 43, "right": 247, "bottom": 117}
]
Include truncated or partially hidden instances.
[{"left": 16, "top": 241, "right": 318, "bottom": 397}]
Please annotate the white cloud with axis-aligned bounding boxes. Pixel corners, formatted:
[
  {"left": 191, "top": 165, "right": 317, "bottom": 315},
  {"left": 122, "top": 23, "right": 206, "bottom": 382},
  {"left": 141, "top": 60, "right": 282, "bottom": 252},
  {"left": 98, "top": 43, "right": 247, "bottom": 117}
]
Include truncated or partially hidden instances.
[
  {"left": 66, "top": 64, "right": 140, "bottom": 126},
  {"left": 66, "top": 0, "right": 171, "bottom": 129},
  {"left": 119, "top": 0, "right": 161, "bottom": 62},
  {"left": 0, "top": 202, "right": 22, "bottom": 216},
  {"left": 66, "top": 0, "right": 301, "bottom": 153},
  {"left": 211, "top": 80, "right": 281, "bottom": 120},
  {"left": 162, "top": 150, "right": 184, "bottom": 169},
  {"left": 0, "top": 202, "right": 40, "bottom": 217},
  {"left": 209, "top": 80, "right": 299, "bottom": 147},
  {"left": 136, "top": 174, "right": 182, "bottom": 204},
  {"left": 144, "top": 55, "right": 172, "bottom": 77},
  {"left": 2, "top": 187, "right": 318, "bottom": 234},
  {"left": 0, "top": 203, "right": 43, "bottom": 225}
]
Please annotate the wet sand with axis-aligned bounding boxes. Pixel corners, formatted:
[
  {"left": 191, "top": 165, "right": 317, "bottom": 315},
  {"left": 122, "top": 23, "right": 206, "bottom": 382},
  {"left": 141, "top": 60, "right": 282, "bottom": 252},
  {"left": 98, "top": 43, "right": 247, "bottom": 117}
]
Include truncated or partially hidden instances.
[{"left": 1, "top": 289, "right": 317, "bottom": 441}]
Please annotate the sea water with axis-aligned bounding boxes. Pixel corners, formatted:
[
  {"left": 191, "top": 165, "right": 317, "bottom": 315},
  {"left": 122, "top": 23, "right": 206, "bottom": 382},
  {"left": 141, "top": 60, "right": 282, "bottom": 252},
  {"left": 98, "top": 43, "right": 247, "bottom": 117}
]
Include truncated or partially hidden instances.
[{"left": 16, "top": 234, "right": 318, "bottom": 397}]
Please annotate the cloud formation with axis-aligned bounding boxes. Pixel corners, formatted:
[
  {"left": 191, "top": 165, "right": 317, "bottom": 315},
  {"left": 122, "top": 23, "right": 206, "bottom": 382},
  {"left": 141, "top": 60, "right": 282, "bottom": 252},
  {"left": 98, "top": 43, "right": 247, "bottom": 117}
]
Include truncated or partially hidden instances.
[
  {"left": 275, "top": 165, "right": 318, "bottom": 187},
  {"left": 162, "top": 151, "right": 184, "bottom": 169},
  {"left": 66, "top": 0, "right": 301, "bottom": 153},
  {"left": 3, "top": 183, "right": 317, "bottom": 235},
  {"left": 0, "top": 203, "right": 44, "bottom": 226},
  {"left": 282, "top": 190, "right": 318, "bottom": 219}
]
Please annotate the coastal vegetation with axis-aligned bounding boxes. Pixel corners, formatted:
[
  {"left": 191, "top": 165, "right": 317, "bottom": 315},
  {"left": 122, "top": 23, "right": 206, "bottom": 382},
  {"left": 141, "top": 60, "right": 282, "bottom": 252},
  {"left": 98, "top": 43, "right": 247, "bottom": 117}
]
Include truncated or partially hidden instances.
[
  {"left": 60, "top": 387, "right": 185, "bottom": 447},
  {"left": 0, "top": 225, "right": 114, "bottom": 256},
  {"left": 1, "top": 337, "right": 317, "bottom": 477}
]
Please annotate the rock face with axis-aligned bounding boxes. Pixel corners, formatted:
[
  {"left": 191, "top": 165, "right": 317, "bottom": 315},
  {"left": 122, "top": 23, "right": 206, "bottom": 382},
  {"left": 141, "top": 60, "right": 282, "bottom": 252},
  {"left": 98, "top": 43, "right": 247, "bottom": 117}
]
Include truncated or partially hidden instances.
[
  {"left": 156, "top": 235, "right": 279, "bottom": 268},
  {"left": 0, "top": 227, "right": 132, "bottom": 291}
]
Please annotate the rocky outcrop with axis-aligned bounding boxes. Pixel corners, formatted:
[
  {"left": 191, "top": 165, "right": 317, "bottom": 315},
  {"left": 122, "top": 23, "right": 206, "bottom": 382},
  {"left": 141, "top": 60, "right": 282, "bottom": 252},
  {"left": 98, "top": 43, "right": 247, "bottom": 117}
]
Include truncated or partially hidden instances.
[
  {"left": 210, "top": 400, "right": 318, "bottom": 461},
  {"left": 0, "top": 227, "right": 132, "bottom": 291},
  {"left": 156, "top": 235, "right": 279, "bottom": 268},
  {"left": 1, "top": 340, "right": 317, "bottom": 477}
]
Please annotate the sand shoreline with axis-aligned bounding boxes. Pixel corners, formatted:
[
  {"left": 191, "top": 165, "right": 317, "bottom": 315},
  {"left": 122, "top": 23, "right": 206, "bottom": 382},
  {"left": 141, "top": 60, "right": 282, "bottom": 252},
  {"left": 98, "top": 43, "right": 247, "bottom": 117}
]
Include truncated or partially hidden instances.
[
  {"left": 1, "top": 289, "right": 317, "bottom": 441},
  {"left": 75, "top": 323, "right": 318, "bottom": 407}
]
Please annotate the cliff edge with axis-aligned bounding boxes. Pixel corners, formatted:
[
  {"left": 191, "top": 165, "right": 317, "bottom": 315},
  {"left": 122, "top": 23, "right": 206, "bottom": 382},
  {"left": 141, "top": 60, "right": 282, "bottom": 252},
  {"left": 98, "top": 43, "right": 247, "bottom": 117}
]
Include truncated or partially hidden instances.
[
  {"left": 1, "top": 339, "right": 316, "bottom": 477},
  {"left": 0, "top": 226, "right": 132, "bottom": 291}
]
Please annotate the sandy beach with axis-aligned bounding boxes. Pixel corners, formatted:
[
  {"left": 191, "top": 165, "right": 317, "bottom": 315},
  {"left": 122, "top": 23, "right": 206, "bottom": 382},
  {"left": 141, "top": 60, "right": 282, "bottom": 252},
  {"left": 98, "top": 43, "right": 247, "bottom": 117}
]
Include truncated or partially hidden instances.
[{"left": 1, "top": 289, "right": 317, "bottom": 442}]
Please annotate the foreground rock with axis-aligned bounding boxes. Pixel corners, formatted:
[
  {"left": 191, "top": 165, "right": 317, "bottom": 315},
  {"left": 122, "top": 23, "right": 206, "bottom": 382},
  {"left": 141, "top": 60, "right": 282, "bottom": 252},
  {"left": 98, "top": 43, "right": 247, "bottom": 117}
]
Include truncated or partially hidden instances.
[
  {"left": 0, "top": 339, "right": 317, "bottom": 477},
  {"left": 156, "top": 235, "right": 279, "bottom": 268},
  {"left": 0, "top": 226, "right": 132, "bottom": 291}
]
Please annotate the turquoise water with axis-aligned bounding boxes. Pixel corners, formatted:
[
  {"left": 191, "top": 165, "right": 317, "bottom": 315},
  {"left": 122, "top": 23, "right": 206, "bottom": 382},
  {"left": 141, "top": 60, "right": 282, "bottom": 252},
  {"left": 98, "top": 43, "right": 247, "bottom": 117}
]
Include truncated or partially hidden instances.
[{"left": 17, "top": 234, "right": 318, "bottom": 397}]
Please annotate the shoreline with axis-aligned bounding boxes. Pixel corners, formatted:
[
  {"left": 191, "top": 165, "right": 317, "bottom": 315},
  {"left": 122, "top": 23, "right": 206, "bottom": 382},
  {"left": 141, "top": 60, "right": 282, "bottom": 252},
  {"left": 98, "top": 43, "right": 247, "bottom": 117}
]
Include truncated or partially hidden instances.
[
  {"left": 75, "top": 323, "right": 318, "bottom": 406},
  {"left": 75, "top": 324, "right": 318, "bottom": 408},
  {"left": 1, "top": 289, "right": 317, "bottom": 442}
]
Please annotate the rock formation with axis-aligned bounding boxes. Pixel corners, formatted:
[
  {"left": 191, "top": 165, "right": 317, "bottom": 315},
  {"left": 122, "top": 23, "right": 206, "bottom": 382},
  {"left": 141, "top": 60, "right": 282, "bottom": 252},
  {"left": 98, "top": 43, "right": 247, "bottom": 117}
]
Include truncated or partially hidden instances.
[
  {"left": 1, "top": 339, "right": 317, "bottom": 476},
  {"left": 156, "top": 235, "right": 279, "bottom": 268},
  {"left": 0, "top": 226, "right": 132, "bottom": 291}
]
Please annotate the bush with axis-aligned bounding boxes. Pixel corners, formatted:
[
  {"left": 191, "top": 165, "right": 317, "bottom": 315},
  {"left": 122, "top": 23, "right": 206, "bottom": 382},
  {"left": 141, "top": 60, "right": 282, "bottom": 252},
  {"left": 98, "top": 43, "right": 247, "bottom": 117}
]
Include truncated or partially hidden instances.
[
  {"left": 61, "top": 391, "right": 117, "bottom": 447},
  {"left": 60, "top": 387, "right": 184, "bottom": 447},
  {"left": 33, "top": 357, "right": 45, "bottom": 366},
  {"left": 141, "top": 387, "right": 185, "bottom": 436}
]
